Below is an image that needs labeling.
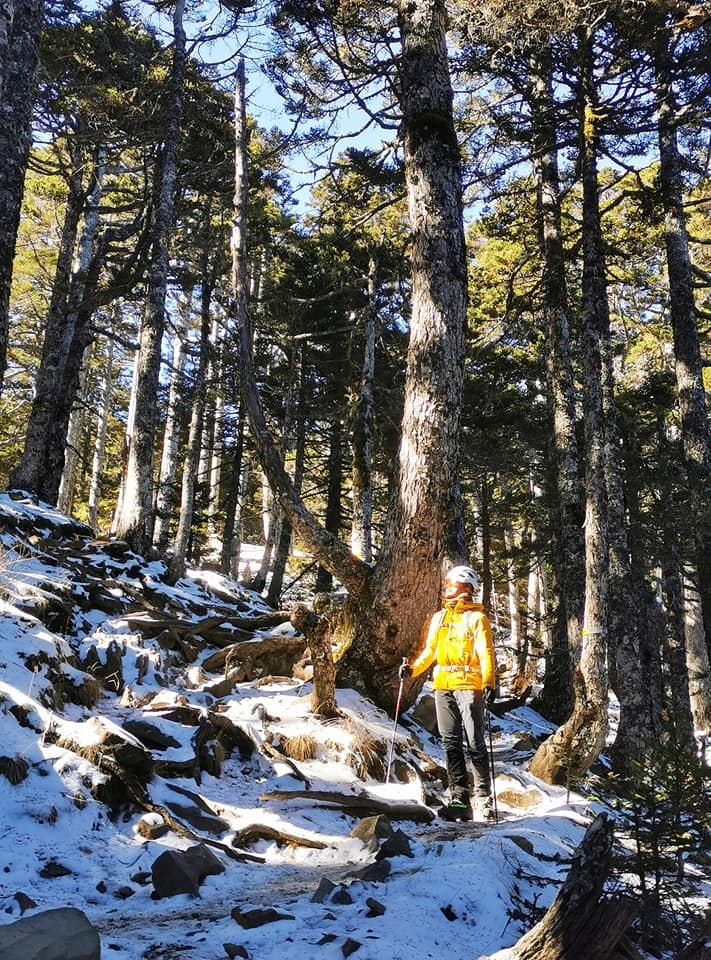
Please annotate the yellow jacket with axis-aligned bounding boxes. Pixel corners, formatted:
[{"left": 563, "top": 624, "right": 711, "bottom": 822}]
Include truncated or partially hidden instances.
[{"left": 411, "top": 598, "right": 496, "bottom": 691}]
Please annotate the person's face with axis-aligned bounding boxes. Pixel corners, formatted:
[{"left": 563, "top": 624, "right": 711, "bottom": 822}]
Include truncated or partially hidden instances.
[{"left": 443, "top": 579, "right": 471, "bottom": 601}]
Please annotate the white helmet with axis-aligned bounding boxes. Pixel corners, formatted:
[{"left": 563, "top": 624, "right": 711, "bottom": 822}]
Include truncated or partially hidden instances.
[{"left": 445, "top": 565, "right": 479, "bottom": 590}]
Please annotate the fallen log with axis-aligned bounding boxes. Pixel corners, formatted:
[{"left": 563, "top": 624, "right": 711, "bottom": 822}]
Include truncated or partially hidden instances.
[
  {"left": 232, "top": 823, "right": 328, "bottom": 850},
  {"left": 259, "top": 788, "right": 435, "bottom": 823},
  {"left": 201, "top": 634, "right": 307, "bottom": 677},
  {"left": 484, "top": 813, "right": 637, "bottom": 960}
]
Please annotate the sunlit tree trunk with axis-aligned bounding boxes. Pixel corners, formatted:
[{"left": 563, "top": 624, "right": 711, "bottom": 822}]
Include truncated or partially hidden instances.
[
  {"left": 0, "top": 0, "right": 44, "bottom": 394},
  {"left": 113, "top": 0, "right": 186, "bottom": 553}
]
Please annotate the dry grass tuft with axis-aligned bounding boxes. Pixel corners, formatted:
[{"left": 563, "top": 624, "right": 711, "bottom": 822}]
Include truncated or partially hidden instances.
[{"left": 279, "top": 734, "right": 319, "bottom": 761}]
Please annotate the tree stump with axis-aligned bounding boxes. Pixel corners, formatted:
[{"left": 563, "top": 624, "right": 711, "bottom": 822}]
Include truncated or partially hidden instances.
[
  {"left": 291, "top": 600, "right": 339, "bottom": 718},
  {"left": 495, "top": 813, "right": 636, "bottom": 960}
]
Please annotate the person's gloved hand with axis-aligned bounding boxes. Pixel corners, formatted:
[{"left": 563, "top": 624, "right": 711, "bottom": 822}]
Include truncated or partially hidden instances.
[
  {"left": 398, "top": 660, "right": 413, "bottom": 680},
  {"left": 484, "top": 686, "right": 496, "bottom": 708}
]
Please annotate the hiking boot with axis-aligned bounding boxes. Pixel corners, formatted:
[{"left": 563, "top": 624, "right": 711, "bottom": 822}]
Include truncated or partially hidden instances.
[
  {"left": 476, "top": 796, "right": 496, "bottom": 822},
  {"left": 438, "top": 801, "right": 473, "bottom": 822}
]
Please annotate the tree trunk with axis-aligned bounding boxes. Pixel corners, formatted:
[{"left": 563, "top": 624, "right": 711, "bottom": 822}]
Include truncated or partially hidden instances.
[
  {"left": 0, "top": 0, "right": 14, "bottom": 102},
  {"left": 219, "top": 407, "right": 246, "bottom": 577},
  {"left": 168, "top": 269, "right": 213, "bottom": 582},
  {"left": 233, "top": 3, "right": 469, "bottom": 714},
  {"left": 654, "top": 19, "right": 711, "bottom": 665},
  {"left": 9, "top": 153, "right": 85, "bottom": 497},
  {"left": 530, "top": 31, "right": 609, "bottom": 785},
  {"left": 268, "top": 352, "right": 306, "bottom": 607},
  {"left": 504, "top": 519, "right": 521, "bottom": 657},
  {"left": 87, "top": 334, "right": 114, "bottom": 530},
  {"left": 113, "top": 0, "right": 186, "bottom": 553},
  {"left": 0, "top": 0, "right": 44, "bottom": 395},
  {"left": 682, "top": 565, "right": 711, "bottom": 733},
  {"left": 154, "top": 291, "right": 191, "bottom": 552},
  {"left": 495, "top": 814, "right": 636, "bottom": 960},
  {"left": 529, "top": 44, "right": 583, "bottom": 724},
  {"left": 658, "top": 423, "right": 696, "bottom": 746},
  {"left": 350, "top": 256, "right": 377, "bottom": 563},
  {"left": 57, "top": 342, "right": 91, "bottom": 514}
]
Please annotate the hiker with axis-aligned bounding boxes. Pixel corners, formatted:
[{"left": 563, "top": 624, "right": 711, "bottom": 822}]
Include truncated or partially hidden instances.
[{"left": 401, "top": 565, "right": 497, "bottom": 822}]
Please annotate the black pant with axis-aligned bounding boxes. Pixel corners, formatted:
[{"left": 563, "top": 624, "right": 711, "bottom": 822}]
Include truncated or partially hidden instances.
[{"left": 435, "top": 688, "right": 491, "bottom": 805}]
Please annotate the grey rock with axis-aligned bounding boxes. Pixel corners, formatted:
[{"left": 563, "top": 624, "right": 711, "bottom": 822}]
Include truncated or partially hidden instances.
[
  {"left": 0, "top": 906, "right": 100, "bottom": 960},
  {"left": 151, "top": 843, "right": 225, "bottom": 898}
]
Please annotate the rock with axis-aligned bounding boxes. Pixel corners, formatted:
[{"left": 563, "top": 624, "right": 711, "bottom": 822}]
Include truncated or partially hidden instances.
[
  {"left": 350, "top": 815, "right": 413, "bottom": 860},
  {"left": 331, "top": 887, "right": 353, "bottom": 905},
  {"left": 365, "top": 897, "right": 385, "bottom": 917},
  {"left": 151, "top": 844, "right": 225, "bottom": 898},
  {"left": 342, "top": 938, "right": 362, "bottom": 956},
  {"left": 223, "top": 944, "right": 249, "bottom": 958},
  {"left": 410, "top": 694, "right": 438, "bottom": 735},
  {"left": 311, "top": 877, "right": 337, "bottom": 903},
  {"left": 346, "top": 859, "right": 391, "bottom": 883},
  {"left": 0, "top": 906, "right": 100, "bottom": 960},
  {"left": 39, "top": 860, "right": 72, "bottom": 879},
  {"left": 13, "top": 893, "right": 36, "bottom": 915},
  {"left": 231, "top": 907, "right": 295, "bottom": 929}
]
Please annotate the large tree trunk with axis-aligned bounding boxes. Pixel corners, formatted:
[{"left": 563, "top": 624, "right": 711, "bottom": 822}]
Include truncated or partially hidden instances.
[
  {"left": 531, "top": 31, "right": 609, "bottom": 785},
  {"left": 112, "top": 0, "right": 186, "bottom": 553},
  {"left": 0, "top": 0, "right": 44, "bottom": 395},
  {"left": 233, "top": 2, "right": 469, "bottom": 714},
  {"left": 529, "top": 44, "right": 583, "bottom": 724},
  {"left": 654, "top": 18, "right": 711, "bottom": 665}
]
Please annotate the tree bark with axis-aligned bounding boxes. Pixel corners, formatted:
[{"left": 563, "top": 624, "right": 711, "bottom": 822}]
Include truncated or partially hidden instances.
[{"left": 0, "top": 0, "right": 44, "bottom": 395}]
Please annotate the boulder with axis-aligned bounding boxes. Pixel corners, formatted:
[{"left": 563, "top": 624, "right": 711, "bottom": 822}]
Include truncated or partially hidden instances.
[{"left": 0, "top": 907, "right": 100, "bottom": 960}]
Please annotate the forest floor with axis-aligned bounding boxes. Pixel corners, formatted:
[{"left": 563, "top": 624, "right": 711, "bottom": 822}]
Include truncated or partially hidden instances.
[{"left": 0, "top": 491, "right": 708, "bottom": 960}]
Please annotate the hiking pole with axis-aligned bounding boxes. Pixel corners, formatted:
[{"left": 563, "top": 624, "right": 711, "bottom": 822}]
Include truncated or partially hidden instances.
[
  {"left": 385, "top": 658, "right": 408, "bottom": 784},
  {"left": 486, "top": 706, "right": 499, "bottom": 823}
]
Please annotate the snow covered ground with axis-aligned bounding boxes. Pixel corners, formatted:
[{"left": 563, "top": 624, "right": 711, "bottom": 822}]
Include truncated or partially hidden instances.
[{"left": 0, "top": 493, "right": 707, "bottom": 960}]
